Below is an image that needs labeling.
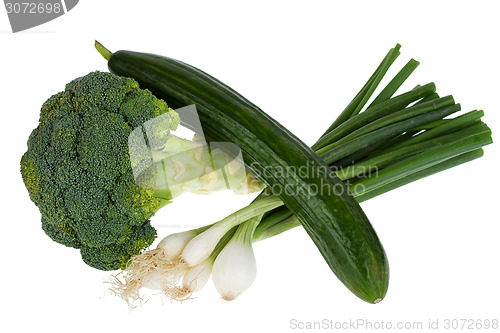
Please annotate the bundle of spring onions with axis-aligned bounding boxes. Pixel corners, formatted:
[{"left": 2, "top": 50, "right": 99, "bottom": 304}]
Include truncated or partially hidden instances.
[{"left": 109, "top": 45, "right": 492, "bottom": 306}]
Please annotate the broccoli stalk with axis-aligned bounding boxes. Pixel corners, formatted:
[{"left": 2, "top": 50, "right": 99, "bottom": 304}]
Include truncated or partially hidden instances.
[{"left": 20, "top": 71, "right": 261, "bottom": 271}]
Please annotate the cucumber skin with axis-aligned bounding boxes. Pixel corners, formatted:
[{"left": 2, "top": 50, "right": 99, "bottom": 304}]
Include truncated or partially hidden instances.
[{"left": 107, "top": 50, "right": 389, "bottom": 303}]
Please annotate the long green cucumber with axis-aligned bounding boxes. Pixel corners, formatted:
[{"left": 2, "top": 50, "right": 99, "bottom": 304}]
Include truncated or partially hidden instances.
[{"left": 96, "top": 43, "right": 389, "bottom": 303}]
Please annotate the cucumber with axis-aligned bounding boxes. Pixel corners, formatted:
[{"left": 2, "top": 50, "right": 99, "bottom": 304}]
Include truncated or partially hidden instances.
[{"left": 98, "top": 44, "right": 389, "bottom": 303}]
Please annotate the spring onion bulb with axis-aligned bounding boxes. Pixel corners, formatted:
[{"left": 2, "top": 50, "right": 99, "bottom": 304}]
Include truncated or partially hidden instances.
[
  {"left": 212, "top": 215, "right": 261, "bottom": 301},
  {"left": 182, "top": 259, "right": 214, "bottom": 294},
  {"left": 157, "top": 230, "right": 200, "bottom": 258},
  {"left": 212, "top": 241, "right": 257, "bottom": 301},
  {"left": 180, "top": 225, "right": 227, "bottom": 268}
]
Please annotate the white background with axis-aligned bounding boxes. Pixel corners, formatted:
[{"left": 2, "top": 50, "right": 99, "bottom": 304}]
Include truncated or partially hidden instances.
[{"left": 1, "top": 1, "right": 499, "bottom": 332}]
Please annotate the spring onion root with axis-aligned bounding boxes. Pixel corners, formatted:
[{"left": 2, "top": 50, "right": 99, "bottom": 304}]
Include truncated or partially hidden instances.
[
  {"left": 109, "top": 229, "right": 202, "bottom": 305},
  {"left": 109, "top": 247, "right": 187, "bottom": 307}
]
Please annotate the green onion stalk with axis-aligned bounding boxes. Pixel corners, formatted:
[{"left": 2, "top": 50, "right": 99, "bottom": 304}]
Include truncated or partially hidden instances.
[{"left": 110, "top": 45, "right": 492, "bottom": 306}]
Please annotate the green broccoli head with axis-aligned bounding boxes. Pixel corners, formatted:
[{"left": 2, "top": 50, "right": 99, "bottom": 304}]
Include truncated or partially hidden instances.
[{"left": 20, "top": 71, "right": 180, "bottom": 270}]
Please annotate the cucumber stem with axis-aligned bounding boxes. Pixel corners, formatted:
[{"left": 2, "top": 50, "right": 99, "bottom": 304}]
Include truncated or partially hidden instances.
[{"left": 95, "top": 40, "right": 112, "bottom": 61}]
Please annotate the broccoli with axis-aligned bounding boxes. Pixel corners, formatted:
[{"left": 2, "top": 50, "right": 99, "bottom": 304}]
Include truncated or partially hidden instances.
[{"left": 21, "top": 71, "right": 261, "bottom": 270}]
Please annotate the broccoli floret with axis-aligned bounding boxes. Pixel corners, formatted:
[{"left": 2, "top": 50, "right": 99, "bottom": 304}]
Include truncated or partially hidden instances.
[
  {"left": 80, "top": 223, "right": 157, "bottom": 271},
  {"left": 20, "top": 71, "right": 179, "bottom": 270}
]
